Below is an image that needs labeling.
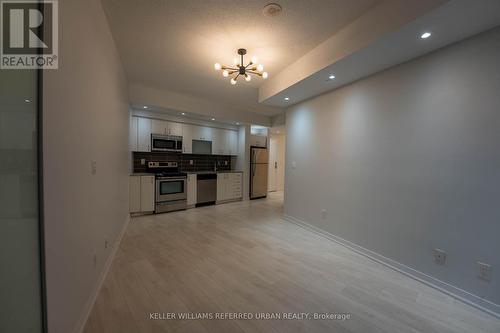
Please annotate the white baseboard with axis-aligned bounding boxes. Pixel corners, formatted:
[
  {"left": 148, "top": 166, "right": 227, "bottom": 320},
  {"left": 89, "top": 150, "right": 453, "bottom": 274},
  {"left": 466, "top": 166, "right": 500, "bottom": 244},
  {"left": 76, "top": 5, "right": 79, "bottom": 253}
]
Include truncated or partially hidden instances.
[
  {"left": 283, "top": 214, "right": 500, "bottom": 319},
  {"left": 73, "top": 214, "right": 131, "bottom": 333}
]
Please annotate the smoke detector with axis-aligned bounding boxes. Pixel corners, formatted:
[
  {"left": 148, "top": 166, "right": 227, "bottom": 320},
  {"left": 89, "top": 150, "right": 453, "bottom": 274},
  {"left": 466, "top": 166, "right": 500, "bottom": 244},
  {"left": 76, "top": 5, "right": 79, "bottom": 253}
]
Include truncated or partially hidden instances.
[{"left": 263, "top": 3, "right": 282, "bottom": 18}]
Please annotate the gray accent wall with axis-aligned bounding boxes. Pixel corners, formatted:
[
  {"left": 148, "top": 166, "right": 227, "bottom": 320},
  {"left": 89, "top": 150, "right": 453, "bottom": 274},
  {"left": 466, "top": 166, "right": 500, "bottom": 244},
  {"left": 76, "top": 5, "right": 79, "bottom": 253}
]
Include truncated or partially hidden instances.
[
  {"left": 284, "top": 27, "right": 500, "bottom": 309},
  {"left": 43, "top": 0, "right": 130, "bottom": 332}
]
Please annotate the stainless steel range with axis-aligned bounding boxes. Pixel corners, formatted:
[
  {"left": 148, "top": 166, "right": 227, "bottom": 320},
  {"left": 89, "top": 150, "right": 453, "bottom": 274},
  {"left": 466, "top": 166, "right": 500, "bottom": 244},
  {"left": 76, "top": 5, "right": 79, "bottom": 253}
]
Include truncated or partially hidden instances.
[{"left": 148, "top": 161, "right": 187, "bottom": 213}]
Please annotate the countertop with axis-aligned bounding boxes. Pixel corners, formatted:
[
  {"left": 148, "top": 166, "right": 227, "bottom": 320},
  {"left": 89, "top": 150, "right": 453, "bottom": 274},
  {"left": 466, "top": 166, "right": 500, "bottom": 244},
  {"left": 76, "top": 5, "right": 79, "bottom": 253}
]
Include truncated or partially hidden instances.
[
  {"left": 131, "top": 171, "right": 243, "bottom": 176},
  {"left": 186, "top": 170, "right": 243, "bottom": 174}
]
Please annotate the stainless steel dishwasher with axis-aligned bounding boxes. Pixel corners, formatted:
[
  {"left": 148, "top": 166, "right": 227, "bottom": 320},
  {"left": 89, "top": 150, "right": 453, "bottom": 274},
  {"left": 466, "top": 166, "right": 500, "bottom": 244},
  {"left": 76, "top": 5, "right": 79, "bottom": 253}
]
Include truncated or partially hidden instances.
[{"left": 196, "top": 173, "right": 217, "bottom": 206}]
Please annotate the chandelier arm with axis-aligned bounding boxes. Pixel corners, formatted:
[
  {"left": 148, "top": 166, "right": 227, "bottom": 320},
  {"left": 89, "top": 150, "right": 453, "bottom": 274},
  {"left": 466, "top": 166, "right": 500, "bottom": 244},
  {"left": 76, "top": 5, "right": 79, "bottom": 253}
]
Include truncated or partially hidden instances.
[
  {"left": 246, "top": 70, "right": 262, "bottom": 76},
  {"left": 222, "top": 66, "right": 238, "bottom": 71}
]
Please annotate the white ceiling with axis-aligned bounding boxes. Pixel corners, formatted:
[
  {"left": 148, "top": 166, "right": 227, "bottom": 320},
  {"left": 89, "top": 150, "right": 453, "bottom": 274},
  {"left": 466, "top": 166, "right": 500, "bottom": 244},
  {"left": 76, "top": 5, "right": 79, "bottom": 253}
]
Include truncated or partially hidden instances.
[
  {"left": 261, "top": 0, "right": 500, "bottom": 107},
  {"left": 102, "top": 0, "right": 379, "bottom": 116}
]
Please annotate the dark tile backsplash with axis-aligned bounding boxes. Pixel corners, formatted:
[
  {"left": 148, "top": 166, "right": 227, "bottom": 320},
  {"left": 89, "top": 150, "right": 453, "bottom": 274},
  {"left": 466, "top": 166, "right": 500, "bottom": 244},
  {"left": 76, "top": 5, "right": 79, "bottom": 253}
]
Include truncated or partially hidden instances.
[{"left": 133, "top": 152, "right": 232, "bottom": 173}]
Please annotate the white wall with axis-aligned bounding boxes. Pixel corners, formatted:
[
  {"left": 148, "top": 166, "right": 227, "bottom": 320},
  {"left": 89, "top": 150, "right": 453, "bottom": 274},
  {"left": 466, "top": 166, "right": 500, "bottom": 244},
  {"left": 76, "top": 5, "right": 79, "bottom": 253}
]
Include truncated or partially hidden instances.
[
  {"left": 43, "top": 1, "right": 130, "bottom": 332},
  {"left": 285, "top": 27, "right": 500, "bottom": 313}
]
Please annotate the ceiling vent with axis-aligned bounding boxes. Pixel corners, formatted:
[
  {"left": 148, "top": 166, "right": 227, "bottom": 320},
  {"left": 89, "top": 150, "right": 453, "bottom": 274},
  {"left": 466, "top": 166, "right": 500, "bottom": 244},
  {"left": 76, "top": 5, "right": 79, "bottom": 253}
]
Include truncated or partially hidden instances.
[{"left": 263, "top": 3, "right": 282, "bottom": 18}]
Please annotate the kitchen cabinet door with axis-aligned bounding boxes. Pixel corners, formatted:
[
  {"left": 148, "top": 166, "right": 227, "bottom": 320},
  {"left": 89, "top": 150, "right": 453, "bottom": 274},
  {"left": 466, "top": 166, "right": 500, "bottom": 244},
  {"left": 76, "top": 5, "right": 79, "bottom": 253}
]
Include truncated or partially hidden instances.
[
  {"left": 187, "top": 174, "right": 197, "bottom": 206},
  {"left": 129, "top": 116, "right": 138, "bottom": 151},
  {"left": 226, "top": 130, "right": 238, "bottom": 155},
  {"left": 216, "top": 173, "right": 227, "bottom": 201},
  {"left": 140, "top": 176, "right": 155, "bottom": 212},
  {"left": 250, "top": 134, "right": 267, "bottom": 148},
  {"left": 192, "top": 125, "right": 213, "bottom": 141},
  {"left": 137, "top": 117, "right": 152, "bottom": 152},
  {"left": 151, "top": 119, "right": 167, "bottom": 135},
  {"left": 182, "top": 124, "right": 193, "bottom": 153},
  {"left": 129, "top": 176, "right": 141, "bottom": 212},
  {"left": 167, "top": 121, "right": 183, "bottom": 136},
  {"left": 212, "top": 128, "right": 225, "bottom": 155}
]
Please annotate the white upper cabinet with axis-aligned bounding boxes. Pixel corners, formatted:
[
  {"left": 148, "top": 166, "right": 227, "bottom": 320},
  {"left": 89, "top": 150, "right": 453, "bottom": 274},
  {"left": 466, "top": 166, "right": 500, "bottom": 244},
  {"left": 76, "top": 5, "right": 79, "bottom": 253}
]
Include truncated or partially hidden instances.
[
  {"left": 137, "top": 117, "right": 152, "bottom": 152},
  {"left": 226, "top": 130, "right": 238, "bottom": 155},
  {"left": 151, "top": 119, "right": 167, "bottom": 135},
  {"left": 130, "top": 116, "right": 238, "bottom": 155},
  {"left": 182, "top": 124, "right": 193, "bottom": 153},
  {"left": 151, "top": 119, "right": 183, "bottom": 136},
  {"left": 212, "top": 128, "right": 225, "bottom": 155},
  {"left": 250, "top": 134, "right": 267, "bottom": 148},
  {"left": 191, "top": 125, "right": 213, "bottom": 141},
  {"left": 168, "top": 121, "right": 183, "bottom": 136},
  {"left": 129, "top": 116, "right": 138, "bottom": 151}
]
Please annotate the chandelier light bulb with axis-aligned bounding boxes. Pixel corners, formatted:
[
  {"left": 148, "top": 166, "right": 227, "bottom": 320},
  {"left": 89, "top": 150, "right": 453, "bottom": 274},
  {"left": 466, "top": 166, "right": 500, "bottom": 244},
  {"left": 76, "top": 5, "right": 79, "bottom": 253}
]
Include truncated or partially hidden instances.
[
  {"left": 230, "top": 78, "right": 237, "bottom": 85},
  {"left": 214, "top": 63, "right": 221, "bottom": 71},
  {"left": 257, "top": 64, "right": 264, "bottom": 72},
  {"left": 222, "top": 69, "right": 229, "bottom": 77},
  {"left": 245, "top": 74, "right": 251, "bottom": 82},
  {"left": 251, "top": 55, "right": 258, "bottom": 64},
  {"left": 262, "top": 72, "right": 268, "bottom": 79}
]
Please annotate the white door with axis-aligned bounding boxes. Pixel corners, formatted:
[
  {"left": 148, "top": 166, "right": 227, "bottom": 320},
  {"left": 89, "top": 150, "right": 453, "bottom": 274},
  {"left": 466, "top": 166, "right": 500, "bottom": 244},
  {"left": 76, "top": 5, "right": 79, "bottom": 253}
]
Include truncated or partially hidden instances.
[
  {"left": 268, "top": 134, "right": 285, "bottom": 192},
  {"left": 268, "top": 136, "right": 278, "bottom": 192}
]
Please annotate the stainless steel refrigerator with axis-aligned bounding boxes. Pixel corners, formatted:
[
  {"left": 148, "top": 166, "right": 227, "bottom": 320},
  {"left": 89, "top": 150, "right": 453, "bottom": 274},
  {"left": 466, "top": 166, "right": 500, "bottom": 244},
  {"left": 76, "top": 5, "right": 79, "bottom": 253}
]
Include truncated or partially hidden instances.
[{"left": 250, "top": 146, "right": 269, "bottom": 199}]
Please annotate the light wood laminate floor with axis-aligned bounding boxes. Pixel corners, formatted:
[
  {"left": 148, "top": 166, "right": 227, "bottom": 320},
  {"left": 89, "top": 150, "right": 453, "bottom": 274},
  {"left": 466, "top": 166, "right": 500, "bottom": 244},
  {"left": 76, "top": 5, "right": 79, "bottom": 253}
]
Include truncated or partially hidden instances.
[{"left": 84, "top": 192, "right": 499, "bottom": 333}]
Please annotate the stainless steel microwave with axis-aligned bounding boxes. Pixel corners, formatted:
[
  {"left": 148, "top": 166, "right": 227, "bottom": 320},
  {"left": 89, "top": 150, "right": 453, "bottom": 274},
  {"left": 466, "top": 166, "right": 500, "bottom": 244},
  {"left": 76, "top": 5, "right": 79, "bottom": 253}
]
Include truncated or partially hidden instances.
[{"left": 151, "top": 134, "right": 182, "bottom": 152}]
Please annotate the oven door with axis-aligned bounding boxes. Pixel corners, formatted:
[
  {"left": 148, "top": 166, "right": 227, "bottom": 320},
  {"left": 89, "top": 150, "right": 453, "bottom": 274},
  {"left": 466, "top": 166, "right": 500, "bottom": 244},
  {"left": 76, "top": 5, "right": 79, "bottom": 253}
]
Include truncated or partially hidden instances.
[
  {"left": 156, "top": 177, "right": 187, "bottom": 202},
  {"left": 151, "top": 136, "right": 178, "bottom": 152}
]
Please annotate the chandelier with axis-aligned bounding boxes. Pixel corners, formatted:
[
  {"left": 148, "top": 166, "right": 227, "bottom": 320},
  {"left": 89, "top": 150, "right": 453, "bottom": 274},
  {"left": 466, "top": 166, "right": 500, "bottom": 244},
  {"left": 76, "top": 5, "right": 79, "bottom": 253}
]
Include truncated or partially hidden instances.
[{"left": 214, "top": 48, "right": 268, "bottom": 85}]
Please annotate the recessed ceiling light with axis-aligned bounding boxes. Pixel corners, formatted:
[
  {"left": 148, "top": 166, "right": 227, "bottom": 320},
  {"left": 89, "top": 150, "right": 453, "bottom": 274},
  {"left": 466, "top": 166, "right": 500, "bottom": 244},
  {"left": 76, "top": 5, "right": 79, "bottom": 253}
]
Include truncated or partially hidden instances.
[
  {"left": 143, "top": 106, "right": 148, "bottom": 109},
  {"left": 328, "top": 75, "right": 336, "bottom": 80},
  {"left": 284, "top": 97, "right": 290, "bottom": 101},
  {"left": 276, "top": 130, "right": 280, "bottom": 134},
  {"left": 24, "top": 99, "right": 31, "bottom": 103},
  {"left": 420, "top": 32, "right": 431, "bottom": 39},
  {"left": 236, "top": 122, "right": 240, "bottom": 125},
  {"left": 181, "top": 112, "right": 186, "bottom": 115},
  {"left": 211, "top": 118, "right": 215, "bottom": 121}
]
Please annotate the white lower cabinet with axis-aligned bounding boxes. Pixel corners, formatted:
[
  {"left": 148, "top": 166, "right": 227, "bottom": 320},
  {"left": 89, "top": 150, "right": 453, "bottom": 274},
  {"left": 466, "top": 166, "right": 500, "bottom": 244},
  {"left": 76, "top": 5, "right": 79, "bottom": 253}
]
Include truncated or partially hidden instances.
[
  {"left": 130, "top": 175, "right": 155, "bottom": 213},
  {"left": 187, "top": 174, "right": 197, "bottom": 207},
  {"left": 217, "top": 172, "right": 243, "bottom": 203}
]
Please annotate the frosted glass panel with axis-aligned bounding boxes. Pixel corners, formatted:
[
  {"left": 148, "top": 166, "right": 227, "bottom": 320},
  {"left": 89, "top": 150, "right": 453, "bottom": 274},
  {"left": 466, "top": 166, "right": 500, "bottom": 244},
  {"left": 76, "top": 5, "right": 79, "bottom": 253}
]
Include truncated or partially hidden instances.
[{"left": 0, "top": 69, "right": 43, "bottom": 332}]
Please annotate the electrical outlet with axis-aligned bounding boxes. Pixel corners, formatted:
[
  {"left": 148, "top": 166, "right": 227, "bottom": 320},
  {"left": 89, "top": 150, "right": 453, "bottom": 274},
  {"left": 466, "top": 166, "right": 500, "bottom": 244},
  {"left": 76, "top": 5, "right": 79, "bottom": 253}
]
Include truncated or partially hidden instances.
[
  {"left": 477, "top": 262, "right": 492, "bottom": 281},
  {"left": 433, "top": 248, "right": 446, "bottom": 265},
  {"left": 321, "top": 209, "right": 327, "bottom": 219},
  {"left": 141, "top": 158, "right": 146, "bottom": 165},
  {"left": 291, "top": 161, "right": 297, "bottom": 169},
  {"left": 190, "top": 160, "right": 193, "bottom": 165},
  {"left": 91, "top": 160, "right": 97, "bottom": 175}
]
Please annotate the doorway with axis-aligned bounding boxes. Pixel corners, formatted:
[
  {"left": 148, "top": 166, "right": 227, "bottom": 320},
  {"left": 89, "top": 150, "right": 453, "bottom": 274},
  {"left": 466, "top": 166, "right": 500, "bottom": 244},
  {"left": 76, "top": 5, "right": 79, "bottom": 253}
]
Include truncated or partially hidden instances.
[{"left": 268, "top": 128, "right": 286, "bottom": 193}]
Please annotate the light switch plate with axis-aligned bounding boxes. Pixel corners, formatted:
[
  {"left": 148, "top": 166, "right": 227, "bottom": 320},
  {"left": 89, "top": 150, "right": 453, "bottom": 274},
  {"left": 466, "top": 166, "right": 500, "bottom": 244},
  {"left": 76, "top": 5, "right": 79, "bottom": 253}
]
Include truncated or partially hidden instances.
[
  {"left": 433, "top": 248, "right": 446, "bottom": 265},
  {"left": 477, "top": 262, "right": 492, "bottom": 281}
]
